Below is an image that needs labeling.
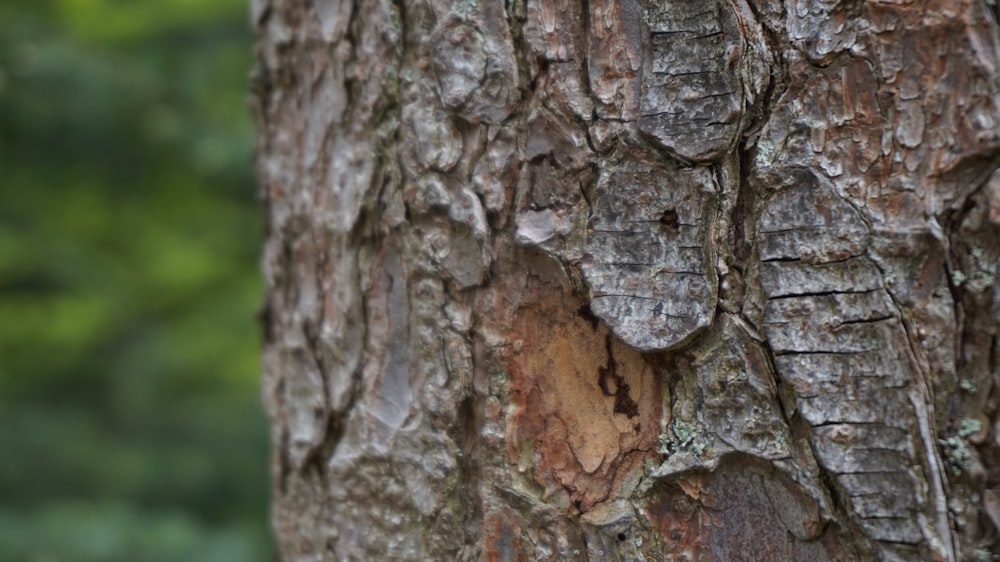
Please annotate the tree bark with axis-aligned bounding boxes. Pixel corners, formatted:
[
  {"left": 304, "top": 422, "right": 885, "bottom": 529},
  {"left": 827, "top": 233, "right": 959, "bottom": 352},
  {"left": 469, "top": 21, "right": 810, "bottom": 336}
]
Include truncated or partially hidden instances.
[{"left": 252, "top": 1, "right": 1000, "bottom": 560}]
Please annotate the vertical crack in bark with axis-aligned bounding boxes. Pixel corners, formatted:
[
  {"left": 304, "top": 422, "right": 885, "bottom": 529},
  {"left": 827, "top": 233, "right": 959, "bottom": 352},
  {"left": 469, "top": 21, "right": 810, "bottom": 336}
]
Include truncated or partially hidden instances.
[
  {"left": 597, "top": 334, "right": 640, "bottom": 419},
  {"left": 869, "top": 252, "right": 956, "bottom": 561},
  {"left": 456, "top": 390, "right": 485, "bottom": 558},
  {"left": 990, "top": 334, "right": 998, "bottom": 383},
  {"left": 277, "top": 415, "right": 291, "bottom": 494},
  {"left": 738, "top": 0, "right": 789, "bottom": 139},
  {"left": 750, "top": 294, "right": 876, "bottom": 556}
]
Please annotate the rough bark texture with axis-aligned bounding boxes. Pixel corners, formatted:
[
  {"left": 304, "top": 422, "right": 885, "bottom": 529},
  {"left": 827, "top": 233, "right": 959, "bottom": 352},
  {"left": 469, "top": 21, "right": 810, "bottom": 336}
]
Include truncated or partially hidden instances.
[{"left": 253, "top": 1, "right": 1000, "bottom": 560}]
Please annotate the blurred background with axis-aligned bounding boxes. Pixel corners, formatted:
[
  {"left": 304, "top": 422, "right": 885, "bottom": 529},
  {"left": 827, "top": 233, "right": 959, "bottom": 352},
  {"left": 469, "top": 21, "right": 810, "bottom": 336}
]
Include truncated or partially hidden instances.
[{"left": 0, "top": 0, "right": 270, "bottom": 560}]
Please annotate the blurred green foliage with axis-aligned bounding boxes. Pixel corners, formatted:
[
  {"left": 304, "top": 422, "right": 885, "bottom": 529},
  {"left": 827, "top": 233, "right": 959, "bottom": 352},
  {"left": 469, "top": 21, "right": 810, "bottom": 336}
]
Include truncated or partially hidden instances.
[{"left": 0, "top": 0, "right": 269, "bottom": 560}]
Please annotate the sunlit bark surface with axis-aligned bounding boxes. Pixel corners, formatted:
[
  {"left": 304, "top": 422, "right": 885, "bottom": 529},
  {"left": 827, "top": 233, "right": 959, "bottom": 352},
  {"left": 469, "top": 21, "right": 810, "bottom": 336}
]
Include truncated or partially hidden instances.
[{"left": 253, "top": 1, "right": 1000, "bottom": 559}]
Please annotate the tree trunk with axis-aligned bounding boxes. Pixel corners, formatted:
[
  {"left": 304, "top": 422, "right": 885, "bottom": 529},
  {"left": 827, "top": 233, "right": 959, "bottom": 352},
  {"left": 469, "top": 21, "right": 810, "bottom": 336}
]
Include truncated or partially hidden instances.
[{"left": 252, "top": 1, "right": 1000, "bottom": 559}]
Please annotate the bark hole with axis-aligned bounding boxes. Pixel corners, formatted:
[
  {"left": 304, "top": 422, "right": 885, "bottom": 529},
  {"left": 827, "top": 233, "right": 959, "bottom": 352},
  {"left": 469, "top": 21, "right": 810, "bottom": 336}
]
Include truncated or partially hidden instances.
[{"left": 658, "top": 207, "right": 679, "bottom": 230}]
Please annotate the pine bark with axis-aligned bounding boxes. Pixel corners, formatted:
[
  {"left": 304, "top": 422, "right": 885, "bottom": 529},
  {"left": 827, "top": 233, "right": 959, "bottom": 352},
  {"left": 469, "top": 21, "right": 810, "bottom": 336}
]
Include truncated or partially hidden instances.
[{"left": 253, "top": 1, "right": 1000, "bottom": 560}]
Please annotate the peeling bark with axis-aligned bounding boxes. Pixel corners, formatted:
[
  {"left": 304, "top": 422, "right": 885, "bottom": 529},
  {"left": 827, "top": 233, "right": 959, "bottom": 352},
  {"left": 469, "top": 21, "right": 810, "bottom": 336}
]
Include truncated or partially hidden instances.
[{"left": 254, "top": 1, "right": 1000, "bottom": 560}]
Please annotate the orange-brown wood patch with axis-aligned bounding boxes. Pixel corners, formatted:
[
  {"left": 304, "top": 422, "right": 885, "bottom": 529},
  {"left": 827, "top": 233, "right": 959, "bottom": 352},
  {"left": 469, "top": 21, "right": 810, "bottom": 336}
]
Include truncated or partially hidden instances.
[{"left": 503, "top": 281, "right": 660, "bottom": 511}]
